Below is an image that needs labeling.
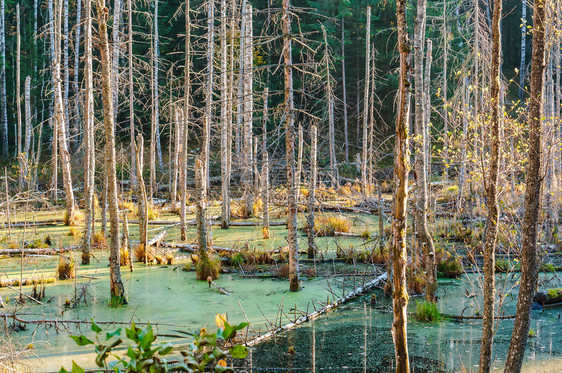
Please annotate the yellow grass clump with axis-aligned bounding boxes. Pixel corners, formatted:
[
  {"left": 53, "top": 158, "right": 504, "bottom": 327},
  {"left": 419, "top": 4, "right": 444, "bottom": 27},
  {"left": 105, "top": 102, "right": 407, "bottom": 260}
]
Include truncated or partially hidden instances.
[
  {"left": 314, "top": 215, "right": 353, "bottom": 237},
  {"left": 196, "top": 254, "right": 221, "bottom": 281},
  {"left": 64, "top": 210, "right": 84, "bottom": 226},
  {"left": 134, "top": 244, "right": 154, "bottom": 263},
  {"left": 57, "top": 257, "right": 76, "bottom": 280},
  {"left": 120, "top": 247, "right": 130, "bottom": 266},
  {"left": 92, "top": 232, "right": 108, "bottom": 249}
]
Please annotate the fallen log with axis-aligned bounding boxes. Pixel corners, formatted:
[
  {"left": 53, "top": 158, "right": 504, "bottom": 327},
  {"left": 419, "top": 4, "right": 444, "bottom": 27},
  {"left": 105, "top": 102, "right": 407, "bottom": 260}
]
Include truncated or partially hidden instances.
[
  {"left": 0, "top": 277, "right": 56, "bottom": 288},
  {"left": 533, "top": 289, "right": 562, "bottom": 309},
  {"left": 246, "top": 272, "right": 387, "bottom": 347},
  {"left": 319, "top": 203, "right": 373, "bottom": 215},
  {"left": 0, "top": 219, "right": 62, "bottom": 228},
  {"left": 0, "top": 313, "right": 179, "bottom": 327},
  {"left": 207, "top": 277, "right": 230, "bottom": 295},
  {"left": 161, "top": 242, "right": 237, "bottom": 253},
  {"left": 2, "top": 284, "right": 44, "bottom": 305},
  {"left": 147, "top": 231, "right": 167, "bottom": 247},
  {"left": 0, "top": 247, "right": 77, "bottom": 255}
]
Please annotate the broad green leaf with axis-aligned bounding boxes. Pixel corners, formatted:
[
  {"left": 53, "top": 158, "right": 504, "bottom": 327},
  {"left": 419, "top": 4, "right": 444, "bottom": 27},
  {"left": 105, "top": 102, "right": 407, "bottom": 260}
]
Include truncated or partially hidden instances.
[
  {"left": 71, "top": 361, "right": 85, "bottom": 373},
  {"left": 90, "top": 320, "right": 102, "bottom": 334},
  {"left": 229, "top": 345, "right": 248, "bottom": 359},
  {"left": 69, "top": 335, "right": 94, "bottom": 346},
  {"left": 106, "top": 328, "right": 122, "bottom": 340},
  {"left": 159, "top": 343, "right": 174, "bottom": 356}
]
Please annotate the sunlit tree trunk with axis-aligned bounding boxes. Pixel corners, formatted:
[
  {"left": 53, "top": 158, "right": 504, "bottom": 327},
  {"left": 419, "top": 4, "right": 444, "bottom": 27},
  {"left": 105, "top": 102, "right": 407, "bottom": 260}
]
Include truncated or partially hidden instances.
[
  {"left": 261, "top": 88, "right": 270, "bottom": 238},
  {"left": 220, "top": 0, "right": 230, "bottom": 229},
  {"left": 49, "top": 0, "right": 59, "bottom": 201},
  {"left": 242, "top": 2, "right": 254, "bottom": 216},
  {"left": 63, "top": 0, "right": 70, "bottom": 149},
  {"left": 307, "top": 123, "right": 317, "bottom": 258},
  {"left": 392, "top": 0, "right": 411, "bottom": 370},
  {"left": 73, "top": 0, "right": 82, "bottom": 146},
  {"left": 135, "top": 134, "right": 148, "bottom": 252},
  {"left": 283, "top": 0, "right": 300, "bottom": 292},
  {"left": 413, "top": 0, "right": 436, "bottom": 302},
  {"left": 54, "top": 0, "right": 77, "bottom": 226},
  {"left": 16, "top": 4, "right": 22, "bottom": 189},
  {"left": 24, "top": 76, "right": 32, "bottom": 160},
  {"left": 128, "top": 0, "right": 136, "bottom": 188},
  {"left": 203, "top": 0, "right": 214, "bottom": 195},
  {"left": 153, "top": 0, "right": 163, "bottom": 168},
  {"left": 96, "top": 0, "right": 126, "bottom": 303},
  {"left": 180, "top": 0, "right": 191, "bottom": 240},
  {"left": 323, "top": 26, "right": 337, "bottom": 187},
  {"left": 479, "top": 0, "right": 503, "bottom": 370},
  {"left": 504, "top": 1, "right": 547, "bottom": 370},
  {"left": 82, "top": 0, "right": 94, "bottom": 265},
  {"left": 442, "top": 0, "right": 449, "bottom": 180},
  {"left": 112, "top": 0, "right": 122, "bottom": 122}
]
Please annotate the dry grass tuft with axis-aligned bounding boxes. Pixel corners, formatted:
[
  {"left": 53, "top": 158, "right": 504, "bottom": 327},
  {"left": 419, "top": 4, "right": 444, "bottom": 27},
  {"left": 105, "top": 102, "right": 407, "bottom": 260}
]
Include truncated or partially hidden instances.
[
  {"left": 92, "top": 232, "right": 108, "bottom": 249},
  {"left": 67, "top": 227, "right": 81, "bottom": 238},
  {"left": 120, "top": 247, "right": 130, "bottom": 266},
  {"left": 262, "top": 226, "right": 271, "bottom": 239},
  {"left": 57, "top": 257, "right": 76, "bottom": 280},
  {"left": 314, "top": 215, "right": 352, "bottom": 237},
  {"left": 196, "top": 254, "right": 221, "bottom": 280},
  {"left": 64, "top": 210, "right": 84, "bottom": 226},
  {"left": 166, "top": 253, "right": 174, "bottom": 265},
  {"left": 134, "top": 244, "right": 154, "bottom": 263}
]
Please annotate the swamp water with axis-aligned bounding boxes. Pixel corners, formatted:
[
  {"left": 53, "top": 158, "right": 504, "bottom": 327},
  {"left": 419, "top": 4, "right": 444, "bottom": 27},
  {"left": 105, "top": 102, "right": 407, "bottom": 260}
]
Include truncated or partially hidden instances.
[{"left": 1, "top": 252, "right": 561, "bottom": 372}]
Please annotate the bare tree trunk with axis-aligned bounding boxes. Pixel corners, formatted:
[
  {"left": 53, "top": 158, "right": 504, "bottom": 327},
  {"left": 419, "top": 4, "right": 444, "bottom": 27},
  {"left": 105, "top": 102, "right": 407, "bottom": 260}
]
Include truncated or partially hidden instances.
[
  {"left": 53, "top": 0, "right": 77, "bottom": 226},
  {"left": 504, "top": 1, "right": 547, "bottom": 370},
  {"left": 122, "top": 211, "right": 132, "bottom": 271},
  {"left": 518, "top": 0, "right": 527, "bottom": 98},
  {"left": 73, "top": 0, "right": 82, "bottom": 147},
  {"left": 82, "top": 0, "right": 94, "bottom": 265},
  {"left": 180, "top": 0, "right": 191, "bottom": 240},
  {"left": 322, "top": 26, "right": 337, "bottom": 188},
  {"left": 442, "top": 0, "right": 449, "bottom": 180},
  {"left": 96, "top": 0, "right": 126, "bottom": 304},
  {"left": 479, "top": 0, "right": 503, "bottom": 370},
  {"left": 135, "top": 134, "right": 148, "bottom": 252},
  {"left": 307, "top": 123, "right": 317, "bottom": 258},
  {"left": 261, "top": 88, "right": 269, "bottom": 238},
  {"left": 283, "top": 0, "right": 300, "bottom": 292},
  {"left": 24, "top": 76, "right": 32, "bottom": 160},
  {"left": 413, "top": 0, "right": 436, "bottom": 302},
  {"left": 195, "top": 156, "right": 208, "bottom": 255},
  {"left": 392, "top": 0, "right": 411, "bottom": 370},
  {"left": 171, "top": 107, "right": 181, "bottom": 210},
  {"left": 296, "top": 124, "right": 303, "bottom": 195},
  {"left": 203, "top": 0, "right": 215, "bottom": 197},
  {"left": 242, "top": 2, "right": 254, "bottom": 216},
  {"left": 16, "top": 4, "right": 22, "bottom": 189},
  {"left": 361, "top": 7, "right": 371, "bottom": 195},
  {"left": 0, "top": 0, "right": 6, "bottom": 157},
  {"left": 220, "top": 0, "right": 230, "bottom": 229},
  {"left": 153, "top": 0, "right": 163, "bottom": 168},
  {"left": 101, "top": 173, "right": 108, "bottom": 237},
  {"left": 341, "top": 18, "right": 349, "bottom": 164},
  {"left": 112, "top": 0, "right": 122, "bottom": 122},
  {"left": 63, "top": 0, "right": 70, "bottom": 149}
]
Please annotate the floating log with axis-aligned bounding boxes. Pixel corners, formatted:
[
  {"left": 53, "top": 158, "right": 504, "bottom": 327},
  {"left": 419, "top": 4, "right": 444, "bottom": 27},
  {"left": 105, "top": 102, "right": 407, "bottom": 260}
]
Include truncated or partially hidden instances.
[
  {"left": 2, "top": 284, "right": 44, "bottom": 305},
  {"left": 147, "top": 231, "right": 167, "bottom": 247},
  {"left": 246, "top": 272, "right": 387, "bottom": 347},
  {"left": 319, "top": 203, "right": 373, "bottom": 215},
  {"left": 0, "top": 219, "right": 63, "bottom": 228},
  {"left": 160, "top": 242, "right": 236, "bottom": 253},
  {"left": 207, "top": 277, "right": 230, "bottom": 295},
  {"left": 0, "top": 247, "right": 77, "bottom": 255},
  {"left": 533, "top": 289, "right": 562, "bottom": 308}
]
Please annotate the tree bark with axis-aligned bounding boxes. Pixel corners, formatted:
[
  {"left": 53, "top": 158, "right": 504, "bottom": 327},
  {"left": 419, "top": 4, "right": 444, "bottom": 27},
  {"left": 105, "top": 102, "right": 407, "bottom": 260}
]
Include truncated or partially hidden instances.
[
  {"left": 261, "top": 88, "right": 269, "bottom": 238},
  {"left": 53, "top": 0, "right": 77, "bottom": 226},
  {"left": 361, "top": 6, "right": 371, "bottom": 195},
  {"left": 283, "top": 0, "right": 300, "bottom": 292},
  {"left": 518, "top": 0, "right": 527, "bottom": 98},
  {"left": 96, "top": 0, "right": 126, "bottom": 304},
  {"left": 479, "top": 0, "right": 503, "bottom": 370},
  {"left": 135, "top": 134, "right": 148, "bottom": 253},
  {"left": 82, "top": 0, "right": 94, "bottom": 265},
  {"left": 392, "top": 0, "right": 411, "bottom": 371},
  {"left": 73, "top": 0, "right": 82, "bottom": 148},
  {"left": 413, "top": 0, "right": 436, "bottom": 302},
  {"left": 307, "top": 124, "right": 317, "bottom": 258},
  {"left": 341, "top": 18, "right": 349, "bottom": 165},
  {"left": 180, "top": 0, "right": 191, "bottom": 240},
  {"left": 504, "top": 0, "right": 546, "bottom": 370},
  {"left": 16, "top": 4, "right": 22, "bottom": 189},
  {"left": 220, "top": 0, "right": 230, "bottom": 229},
  {"left": 203, "top": 0, "right": 214, "bottom": 198},
  {"left": 242, "top": 2, "right": 254, "bottom": 217},
  {"left": 153, "top": 0, "right": 163, "bottom": 168},
  {"left": 128, "top": 0, "right": 135, "bottom": 188}
]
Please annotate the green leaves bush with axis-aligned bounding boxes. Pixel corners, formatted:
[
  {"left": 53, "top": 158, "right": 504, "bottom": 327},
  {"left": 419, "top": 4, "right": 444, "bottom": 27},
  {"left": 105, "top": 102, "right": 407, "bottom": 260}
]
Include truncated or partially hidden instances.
[{"left": 60, "top": 317, "right": 249, "bottom": 373}]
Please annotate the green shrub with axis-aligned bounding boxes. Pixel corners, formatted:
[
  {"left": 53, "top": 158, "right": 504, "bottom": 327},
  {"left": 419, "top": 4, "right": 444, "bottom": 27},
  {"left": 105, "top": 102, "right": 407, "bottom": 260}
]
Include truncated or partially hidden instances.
[
  {"left": 438, "top": 256, "right": 462, "bottom": 278},
  {"left": 414, "top": 301, "right": 442, "bottom": 322},
  {"left": 60, "top": 318, "right": 249, "bottom": 372}
]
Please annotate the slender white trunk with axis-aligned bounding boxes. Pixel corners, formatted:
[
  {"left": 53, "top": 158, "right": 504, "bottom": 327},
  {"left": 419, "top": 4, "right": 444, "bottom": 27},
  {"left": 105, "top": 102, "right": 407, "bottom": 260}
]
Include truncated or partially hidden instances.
[
  {"left": 153, "top": 0, "right": 163, "bottom": 167},
  {"left": 112, "top": 0, "right": 122, "bottom": 121},
  {"left": 518, "top": 0, "right": 526, "bottom": 98},
  {"left": 0, "top": 0, "right": 7, "bottom": 157},
  {"left": 242, "top": 2, "right": 253, "bottom": 216},
  {"left": 128, "top": 0, "right": 135, "bottom": 187},
  {"left": 323, "top": 26, "right": 337, "bottom": 188},
  {"left": 203, "top": 0, "right": 215, "bottom": 196},
  {"left": 341, "top": 18, "right": 349, "bottom": 164},
  {"left": 307, "top": 124, "right": 317, "bottom": 258},
  {"left": 73, "top": 0, "right": 82, "bottom": 145},
  {"left": 24, "top": 76, "right": 32, "bottom": 158},
  {"left": 16, "top": 4, "right": 22, "bottom": 188},
  {"left": 261, "top": 88, "right": 269, "bottom": 238},
  {"left": 220, "top": 0, "right": 230, "bottom": 229},
  {"left": 361, "top": 6, "right": 371, "bottom": 194},
  {"left": 180, "top": 0, "right": 191, "bottom": 240}
]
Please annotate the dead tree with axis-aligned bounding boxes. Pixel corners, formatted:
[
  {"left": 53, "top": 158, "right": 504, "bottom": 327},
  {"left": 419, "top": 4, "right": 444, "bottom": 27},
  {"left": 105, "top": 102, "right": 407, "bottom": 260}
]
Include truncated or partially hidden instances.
[
  {"left": 220, "top": 0, "right": 230, "bottom": 229},
  {"left": 505, "top": 0, "right": 547, "bottom": 370},
  {"left": 392, "top": 0, "right": 411, "bottom": 370},
  {"left": 361, "top": 6, "right": 371, "bottom": 195},
  {"left": 96, "top": 0, "right": 126, "bottom": 304},
  {"left": 283, "top": 0, "right": 300, "bottom": 292},
  {"left": 135, "top": 134, "right": 148, "bottom": 254},
  {"left": 262, "top": 88, "right": 270, "bottom": 239},
  {"left": 479, "top": 0, "right": 503, "bottom": 370},
  {"left": 307, "top": 124, "right": 318, "bottom": 258}
]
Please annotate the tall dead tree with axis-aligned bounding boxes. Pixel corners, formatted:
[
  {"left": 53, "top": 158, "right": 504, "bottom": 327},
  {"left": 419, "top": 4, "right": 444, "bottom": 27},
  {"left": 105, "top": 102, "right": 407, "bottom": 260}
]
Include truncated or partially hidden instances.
[
  {"left": 135, "top": 134, "right": 148, "bottom": 252},
  {"left": 307, "top": 123, "right": 317, "bottom": 258},
  {"left": 180, "top": 0, "right": 191, "bottom": 240},
  {"left": 16, "top": 4, "right": 22, "bottom": 189},
  {"left": 24, "top": 76, "right": 32, "bottom": 160},
  {"left": 505, "top": 0, "right": 547, "bottom": 370},
  {"left": 112, "top": 0, "right": 122, "bottom": 121},
  {"left": 153, "top": 0, "right": 163, "bottom": 168},
  {"left": 283, "top": 0, "right": 300, "bottom": 292},
  {"left": 82, "top": 0, "right": 95, "bottom": 265},
  {"left": 242, "top": 2, "right": 254, "bottom": 217},
  {"left": 341, "top": 18, "right": 349, "bottom": 164},
  {"left": 261, "top": 88, "right": 270, "bottom": 239},
  {"left": 128, "top": 0, "right": 135, "bottom": 187},
  {"left": 479, "top": 0, "right": 503, "bottom": 370},
  {"left": 413, "top": 0, "right": 436, "bottom": 301},
  {"left": 97, "top": 0, "right": 126, "bottom": 304},
  {"left": 392, "top": 0, "right": 411, "bottom": 370},
  {"left": 73, "top": 0, "right": 82, "bottom": 144},
  {"left": 220, "top": 0, "right": 230, "bottom": 229},
  {"left": 203, "top": 0, "right": 214, "bottom": 196},
  {"left": 53, "top": 0, "right": 78, "bottom": 226},
  {"left": 361, "top": 6, "right": 371, "bottom": 195},
  {"left": 322, "top": 26, "right": 337, "bottom": 187},
  {"left": 518, "top": 0, "right": 527, "bottom": 98}
]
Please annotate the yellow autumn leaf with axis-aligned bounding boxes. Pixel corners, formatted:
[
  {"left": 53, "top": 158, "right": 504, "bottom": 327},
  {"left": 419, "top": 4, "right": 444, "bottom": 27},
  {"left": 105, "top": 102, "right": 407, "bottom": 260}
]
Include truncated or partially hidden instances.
[
  {"left": 215, "top": 313, "right": 227, "bottom": 329},
  {"left": 217, "top": 359, "right": 227, "bottom": 367}
]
